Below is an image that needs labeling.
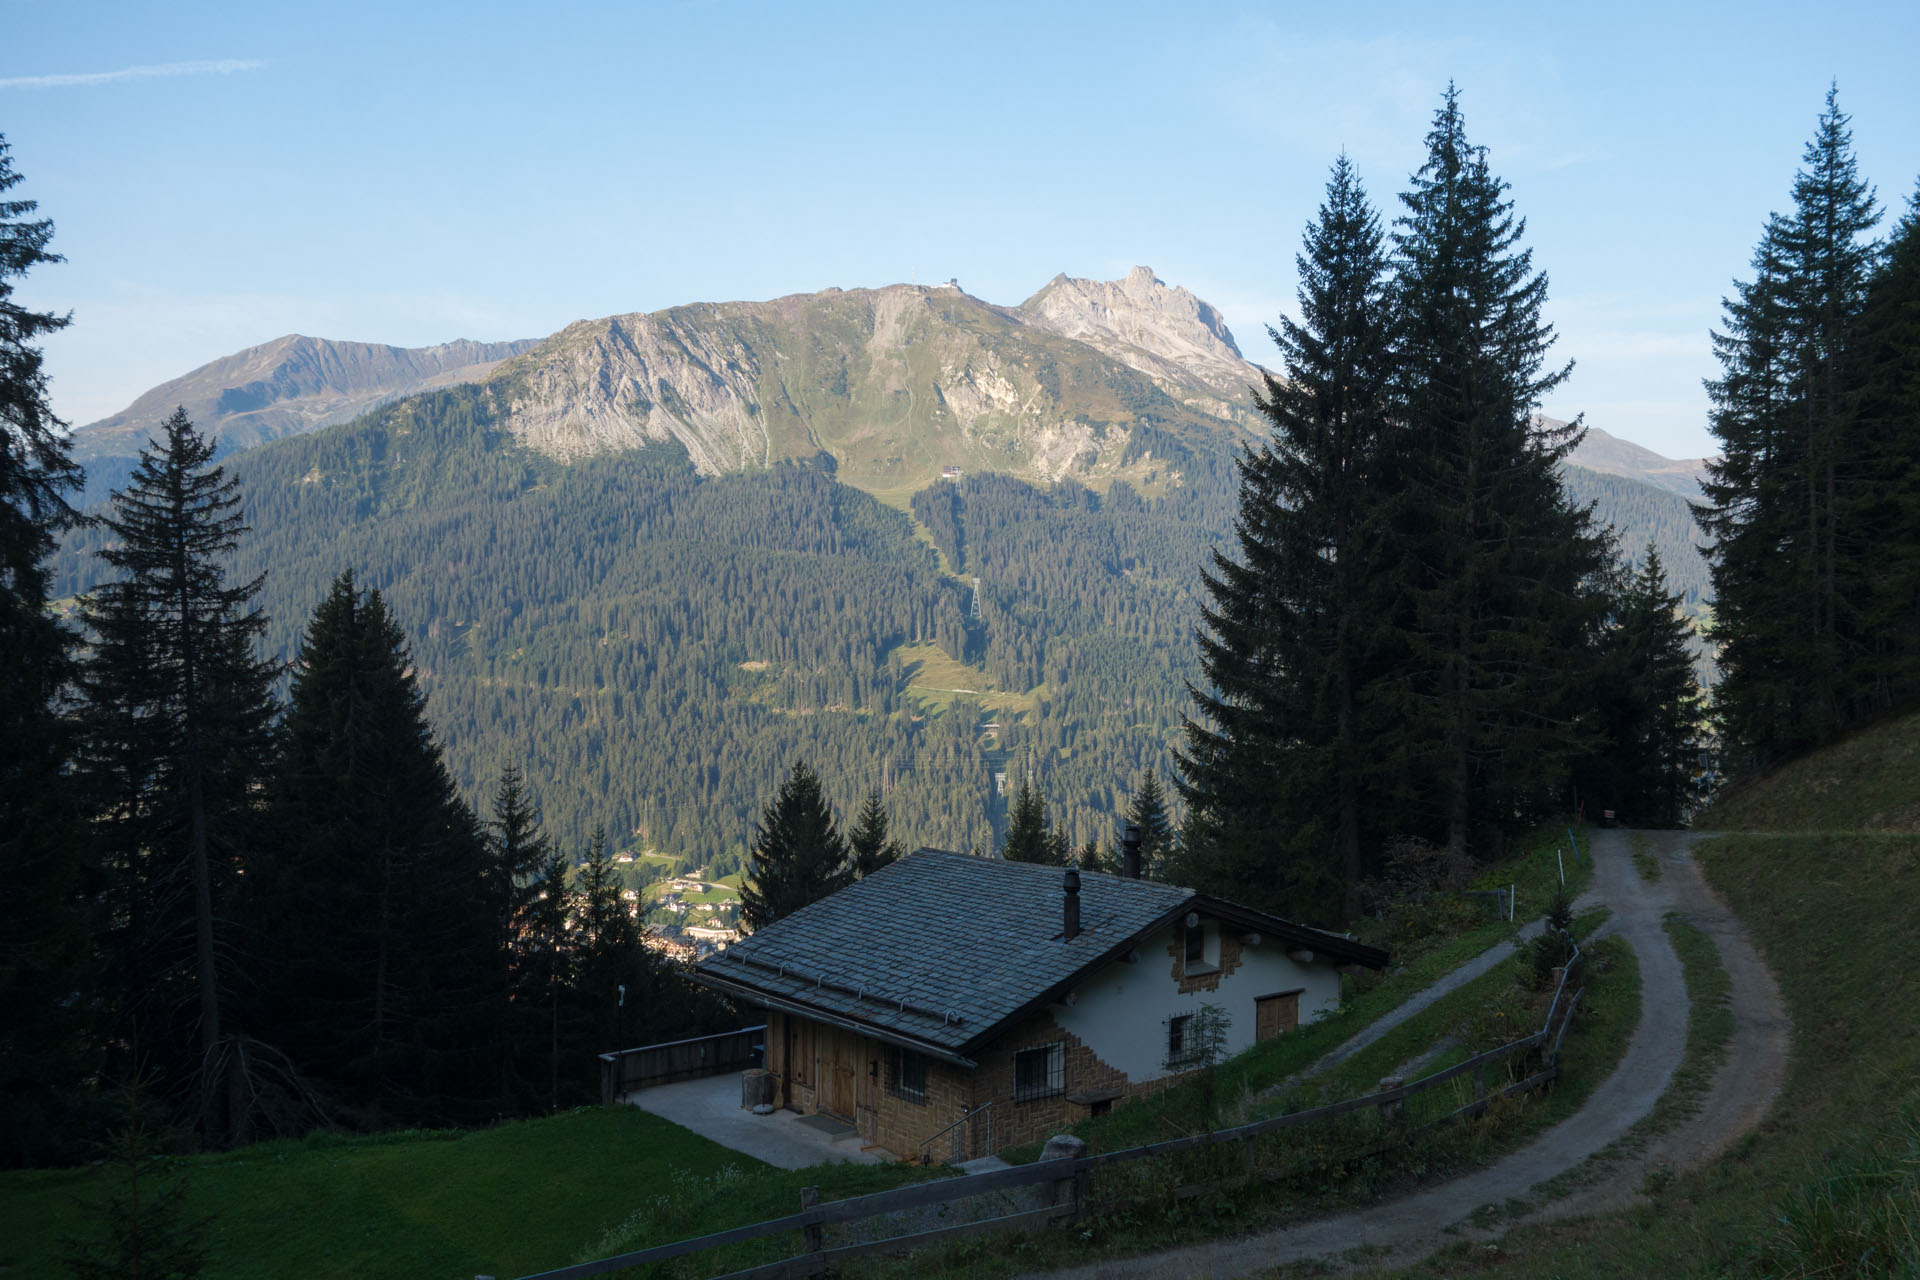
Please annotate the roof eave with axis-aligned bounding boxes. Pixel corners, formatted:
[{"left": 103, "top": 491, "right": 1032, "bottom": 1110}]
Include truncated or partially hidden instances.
[
  {"left": 1188, "top": 895, "right": 1390, "bottom": 969},
  {"left": 689, "top": 968, "right": 979, "bottom": 1068}
]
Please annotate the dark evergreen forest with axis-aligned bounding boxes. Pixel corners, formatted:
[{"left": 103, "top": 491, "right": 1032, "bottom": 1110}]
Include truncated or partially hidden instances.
[
  {"left": 46, "top": 373, "right": 1707, "bottom": 879},
  {"left": 49, "top": 385, "right": 1241, "bottom": 870}
]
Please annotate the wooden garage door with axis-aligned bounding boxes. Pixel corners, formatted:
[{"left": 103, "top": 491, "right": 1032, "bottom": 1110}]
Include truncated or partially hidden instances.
[{"left": 1255, "top": 990, "right": 1302, "bottom": 1041}]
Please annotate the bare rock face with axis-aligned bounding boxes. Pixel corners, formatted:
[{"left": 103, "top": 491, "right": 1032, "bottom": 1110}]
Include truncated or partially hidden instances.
[
  {"left": 495, "top": 281, "right": 1253, "bottom": 488},
  {"left": 504, "top": 310, "right": 771, "bottom": 475},
  {"left": 1018, "top": 265, "right": 1263, "bottom": 401},
  {"left": 78, "top": 270, "right": 1266, "bottom": 497}
]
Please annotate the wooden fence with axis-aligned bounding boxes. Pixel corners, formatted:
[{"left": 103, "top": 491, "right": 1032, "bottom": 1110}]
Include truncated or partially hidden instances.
[
  {"left": 598, "top": 1026, "right": 766, "bottom": 1102},
  {"left": 536, "top": 941, "right": 1582, "bottom": 1280}
]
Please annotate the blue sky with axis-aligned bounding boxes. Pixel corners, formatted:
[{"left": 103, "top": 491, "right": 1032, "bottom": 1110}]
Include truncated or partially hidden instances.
[{"left": 6, "top": 0, "right": 1918, "bottom": 459}]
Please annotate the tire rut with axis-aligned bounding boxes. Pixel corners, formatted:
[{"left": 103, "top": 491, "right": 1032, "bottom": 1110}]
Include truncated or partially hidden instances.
[{"left": 1018, "top": 829, "right": 1790, "bottom": 1279}]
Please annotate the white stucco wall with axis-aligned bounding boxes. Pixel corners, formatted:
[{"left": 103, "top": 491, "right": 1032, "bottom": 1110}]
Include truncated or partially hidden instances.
[{"left": 1052, "top": 919, "right": 1343, "bottom": 1083}]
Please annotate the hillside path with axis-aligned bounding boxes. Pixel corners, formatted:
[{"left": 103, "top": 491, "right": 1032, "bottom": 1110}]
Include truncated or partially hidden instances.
[
  {"left": 1023, "top": 829, "right": 1790, "bottom": 1279},
  {"left": 1284, "top": 878, "right": 1601, "bottom": 1088}
]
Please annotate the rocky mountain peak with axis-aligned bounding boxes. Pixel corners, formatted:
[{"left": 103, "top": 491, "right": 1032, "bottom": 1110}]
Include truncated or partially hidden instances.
[{"left": 1018, "top": 266, "right": 1258, "bottom": 398}]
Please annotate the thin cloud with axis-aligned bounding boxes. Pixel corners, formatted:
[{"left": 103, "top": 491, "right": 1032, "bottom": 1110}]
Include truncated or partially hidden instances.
[{"left": 0, "top": 59, "right": 264, "bottom": 90}]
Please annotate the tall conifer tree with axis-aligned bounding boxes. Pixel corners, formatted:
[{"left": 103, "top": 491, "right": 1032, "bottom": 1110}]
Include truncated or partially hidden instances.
[
  {"left": 1575, "top": 547, "right": 1702, "bottom": 826},
  {"left": 1000, "top": 774, "right": 1069, "bottom": 865},
  {"left": 740, "top": 761, "right": 849, "bottom": 930},
  {"left": 1123, "top": 768, "right": 1174, "bottom": 877},
  {"left": 1382, "top": 86, "right": 1607, "bottom": 856},
  {"left": 1180, "top": 154, "right": 1392, "bottom": 921},
  {"left": 1846, "top": 179, "right": 1920, "bottom": 707},
  {"left": 75, "top": 407, "right": 277, "bottom": 1142},
  {"left": 0, "top": 133, "right": 94, "bottom": 1166},
  {"left": 249, "top": 572, "right": 498, "bottom": 1123},
  {"left": 848, "top": 786, "right": 905, "bottom": 879},
  {"left": 1698, "top": 85, "right": 1881, "bottom": 761},
  {"left": 486, "top": 765, "right": 553, "bottom": 1104}
]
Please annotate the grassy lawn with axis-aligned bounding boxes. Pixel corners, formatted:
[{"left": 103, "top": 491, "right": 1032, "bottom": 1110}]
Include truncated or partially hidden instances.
[{"left": 0, "top": 1107, "right": 929, "bottom": 1280}]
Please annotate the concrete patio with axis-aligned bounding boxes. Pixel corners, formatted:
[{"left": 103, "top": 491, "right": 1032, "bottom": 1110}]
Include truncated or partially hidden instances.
[{"left": 621, "top": 1073, "right": 889, "bottom": 1169}]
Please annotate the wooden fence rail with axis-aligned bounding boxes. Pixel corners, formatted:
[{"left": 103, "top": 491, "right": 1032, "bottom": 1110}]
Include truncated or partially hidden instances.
[
  {"left": 526, "top": 939, "right": 1582, "bottom": 1280},
  {"left": 598, "top": 1025, "right": 766, "bottom": 1103}
]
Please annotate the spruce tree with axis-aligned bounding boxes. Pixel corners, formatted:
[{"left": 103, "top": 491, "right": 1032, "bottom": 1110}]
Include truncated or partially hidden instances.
[
  {"left": 1124, "top": 768, "right": 1175, "bottom": 878},
  {"left": 1001, "top": 775, "right": 1046, "bottom": 863},
  {"left": 1846, "top": 179, "right": 1920, "bottom": 709},
  {"left": 1382, "top": 85, "right": 1608, "bottom": 856},
  {"left": 848, "top": 786, "right": 905, "bottom": 879},
  {"left": 486, "top": 765, "right": 553, "bottom": 1105},
  {"left": 1179, "top": 153, "right": 1392, "bottom": 921},
  {"left": 1000, "top": 774, "right": 1067, "bottom": 865},
  {"left": 74, "top": 407, "right": 278, "bottom": 1143},
  {"left": 1698, "top": 85, "right": 1882, "bottom": 762},
  {"left": 740, "top": 761, "right": 849, "bottom": 930},
  {"left": 0, "top": 133, "right": 94, "bottom": 1166},
  {"left": 249, "top": 572, "right": 499, "bottom": 1123},
  {"left": 524, "top": 843, "right": 575, "bottom": 1111},
  {"left": 1576, "top": 547, "right": 1702, "bottom": 826}
]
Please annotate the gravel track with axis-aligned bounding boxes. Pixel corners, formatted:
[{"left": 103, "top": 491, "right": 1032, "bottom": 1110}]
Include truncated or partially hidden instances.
[{"left": 1021, "top": 829, "right": 1790, "bottom": 1279}]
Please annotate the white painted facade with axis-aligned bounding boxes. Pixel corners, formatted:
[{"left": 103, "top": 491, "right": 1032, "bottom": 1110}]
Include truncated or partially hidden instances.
[{"left": 1052, "top": 916, "right": 1343, "bottom": 1083}]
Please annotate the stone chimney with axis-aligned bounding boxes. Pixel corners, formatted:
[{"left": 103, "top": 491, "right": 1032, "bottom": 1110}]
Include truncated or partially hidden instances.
[
  {"left": 1122, "top": 824, "right": 1142, "bottom": 880},
  {"left": 1063, "top": 867, "right": 1081, "bottom": 940}
]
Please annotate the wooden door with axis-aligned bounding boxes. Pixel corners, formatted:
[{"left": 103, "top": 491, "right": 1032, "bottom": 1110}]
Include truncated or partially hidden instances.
[
  {"left": 823, "top": 1028, "right": 857, "bottom": 1121},
  {"left": 1255, "top": 990, "right": 1302, "bottom": 1041}
]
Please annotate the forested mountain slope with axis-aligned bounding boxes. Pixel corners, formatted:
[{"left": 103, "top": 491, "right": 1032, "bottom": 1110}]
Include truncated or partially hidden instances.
[
  {"left": 52, "top": 272, "right": 1713, "bottom": 871},
  {"left": 51, "top": 381, "right": 1234, "bottom": 868}
]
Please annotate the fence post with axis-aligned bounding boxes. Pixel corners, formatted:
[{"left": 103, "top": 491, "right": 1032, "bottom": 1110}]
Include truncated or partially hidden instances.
[
  {"left": 800, "top": 1185, "right": 822, "bottom": 1273},
  {"left": 1040, "top": 1134, "right": 1088, "bottom": 1220},
  {"left": 1377, "top": 1077, "right": 1404, "bottom": 1124}
]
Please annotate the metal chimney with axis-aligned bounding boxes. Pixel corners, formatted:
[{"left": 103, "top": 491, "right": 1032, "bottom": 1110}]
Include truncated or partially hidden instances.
[
  {"left": 1122, "top": 824, "right": 1142, "bottom": 880},
  {"left": 1063, "top": 867, "right": 1081, "bottom": 940}
]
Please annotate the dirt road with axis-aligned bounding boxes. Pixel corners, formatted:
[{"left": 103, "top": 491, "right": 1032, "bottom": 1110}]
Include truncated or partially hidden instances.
[{"left": 1025, "top": 830, "right": 1789, "bottom": 1279}]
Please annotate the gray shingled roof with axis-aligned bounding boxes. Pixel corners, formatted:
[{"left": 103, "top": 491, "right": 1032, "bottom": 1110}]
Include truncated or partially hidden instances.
[{"left": 692, "top": 849, "right": 1191, "bottom": 1058}]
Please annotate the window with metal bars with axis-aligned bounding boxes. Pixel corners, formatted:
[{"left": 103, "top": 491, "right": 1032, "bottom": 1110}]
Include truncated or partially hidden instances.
[
  {"left": 1012, "top": 1043, "right": 1064, "bottom": 1101},
  {"left": 887, "top": 1047, "right": 928, "bottom": 1104}
]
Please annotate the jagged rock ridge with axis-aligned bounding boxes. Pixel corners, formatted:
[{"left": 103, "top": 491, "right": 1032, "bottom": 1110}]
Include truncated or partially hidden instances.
[
  {"left": 493, "top": 273, "right": 1264, "bottom": 488},
  {"left": 1019, "top": 265, "right": 1260, "bottom": 401}
]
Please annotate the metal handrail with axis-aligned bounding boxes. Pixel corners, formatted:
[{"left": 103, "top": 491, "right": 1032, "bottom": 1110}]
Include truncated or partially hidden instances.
[{"left": 919, "top": 1101, "right": 993, "bottom": 1166}]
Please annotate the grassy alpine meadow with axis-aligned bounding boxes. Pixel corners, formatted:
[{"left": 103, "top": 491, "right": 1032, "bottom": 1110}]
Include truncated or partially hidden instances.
[
  {"left": 0, "top": 1106, "right": 932, "bottom": 1280},
  {"left": 1700, "top": 706, "right": 1920, "bottom": 834}
]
